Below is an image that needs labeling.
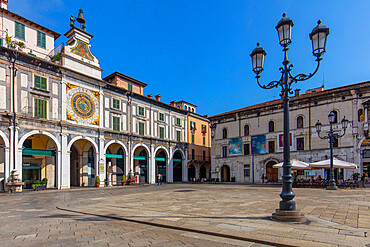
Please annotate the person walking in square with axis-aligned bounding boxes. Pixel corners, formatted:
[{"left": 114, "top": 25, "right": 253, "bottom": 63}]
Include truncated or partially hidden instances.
[{"left": 157, "top": 173, "right": 162, "bottom": 185}]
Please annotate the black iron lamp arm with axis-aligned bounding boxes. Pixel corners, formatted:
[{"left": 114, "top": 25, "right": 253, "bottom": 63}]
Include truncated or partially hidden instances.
[
  {"left": 317, "top": 131, "right": 329, "bottom": 140},
  {"left": 256, "top": 74, "right": 283, "bottom": 90},
  {"left": 289, "top": 57, "right": 322, "bottom": 82},
  {"left": 333, "top": 128, "right": 347, "bottom": 139}
]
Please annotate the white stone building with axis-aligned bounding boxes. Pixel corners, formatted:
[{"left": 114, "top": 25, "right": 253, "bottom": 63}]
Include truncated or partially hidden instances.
[
  {"left": 210, "top": 83, "right": 370, "bottom": 183},
  {"left": 0, "top": 3, "right": 189, "bottom": 191}
]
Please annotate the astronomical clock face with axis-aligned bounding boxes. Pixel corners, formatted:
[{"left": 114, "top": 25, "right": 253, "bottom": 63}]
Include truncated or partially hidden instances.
[{"left": 66, "top": 87, "right": 99, "bottom": 125}]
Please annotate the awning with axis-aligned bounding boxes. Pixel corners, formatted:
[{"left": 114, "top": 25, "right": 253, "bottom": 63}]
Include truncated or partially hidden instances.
[
  {"left": 106, "top": 154, "right": 123, "bottom": 159},
  {"left": 173, "top": 159, "right": 182, "bottom": 162},
  {"left": 155, "top": 157, "right": 166, "bottom": 162},
  {"left": 22, "top": 148, "right": 55, "bottom": 156},
  {"left": 134, "top": 156, "right": 146, "bottom": 160}
]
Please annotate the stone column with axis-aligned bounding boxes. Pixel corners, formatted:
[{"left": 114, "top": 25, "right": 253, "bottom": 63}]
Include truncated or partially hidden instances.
[
  {"left": 60, "top": 133, "right": 69, "bottom": 189},
  {"left": 183, "top": 148, "right": 188, "bottom": 182},
  {"left": 149, "top": 145, "right": 155, "bottom": 184},
  {"left": 168, "top": 146, "right": 173, "bottom": 183},
  {"left": 98, "top": 136, "right": 105, "bottom": 184}
]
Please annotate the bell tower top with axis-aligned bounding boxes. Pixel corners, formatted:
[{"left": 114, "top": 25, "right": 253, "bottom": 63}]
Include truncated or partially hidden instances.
[{"left": 1, "top": 0, "right": 8, "bottom": 10}]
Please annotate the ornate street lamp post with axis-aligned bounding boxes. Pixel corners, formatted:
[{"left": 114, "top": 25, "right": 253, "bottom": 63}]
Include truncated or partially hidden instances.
[
  {"left": 315, "top": 113, "right": 348, "bottom": 190},
  {"left": 250, "top": 13, "right": 329, "bottom": 222}
]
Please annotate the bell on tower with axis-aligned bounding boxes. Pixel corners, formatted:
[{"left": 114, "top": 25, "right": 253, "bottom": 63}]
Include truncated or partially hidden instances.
[{"left": 70, "top": 9, "right": 86, "bottom": 31}]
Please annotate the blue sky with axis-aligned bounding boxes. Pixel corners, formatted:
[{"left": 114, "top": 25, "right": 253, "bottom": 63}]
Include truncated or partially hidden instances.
[{"left": 10, "top": 0, "right": 370, "bottom": 116}]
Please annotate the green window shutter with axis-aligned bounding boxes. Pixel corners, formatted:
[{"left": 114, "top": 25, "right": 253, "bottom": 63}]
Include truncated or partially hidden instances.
[
  {"left": 203, "top": 137, "right": 206, "bottom": 146},
  {"left": 37, "top": 31, "right": 46, "bottom": 48},
  {"left": 128, "top": 83, "right": 132, "bottom": 91},
  {"left": 113, "top": 116, "right": 120, "bottom": 131},
  {"left": 176, "top": 118, "right": 181, "bottom": 126},
  {"left": 112, "top": 98, "right": 120, "bottom": 109},
  {"left": 138, "top": 106, "right": 144, "bottom": 116},
  {"left": 34, "top": 98, "right": 47, "bottom": 119},
  {"left": 177, "top": 131, "right": 181, "bottom": 142},
  {"left": 15, "top": 22, "right": 25, "bottom": 40},
  {"left": 159, "top": 113, "right": 164, "bottom": 121},
  {"left": 139, "top": 122, "right": 145, "bottom": 135},
  {"left": 0, "top": 38, "right": 3, "bottom": 46},
  {"left": 34, "top": 75, "right": 47, "bottom": 90},
  {"left": 159, "top": 127, "right": 164, "bottom": 139},
  {"left": 192, "top": 134, "right": 194, "bottom": 144}
]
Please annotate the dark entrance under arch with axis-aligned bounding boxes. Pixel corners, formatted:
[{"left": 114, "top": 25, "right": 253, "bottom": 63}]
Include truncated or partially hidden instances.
[
  {"left": 134, "top": 148, "right": 148, "bottom": 183},
  {"left": 155, "top": 150, "right": 167, "bottom": 183},
  {"left": 173, "top": 151, "right": 182, "bottom": 182},
  {"left": 221, "top": 165, "right": 230, "bottom": 182},
  {"left": 200, "top": 165, "right": 207, "bottom": 179},
  {"left": 266, "top": 161, "right": 278, "bottom": 183},
  {"left": 188, "top": 164, "right": 196, "bottom": 181}
]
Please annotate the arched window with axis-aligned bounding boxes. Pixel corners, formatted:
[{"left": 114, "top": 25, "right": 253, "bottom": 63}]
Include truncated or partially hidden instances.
[
  {"left": 330, "top": 110, "right": 338, "bottom": 123},
  {"left": 268, "top": 121, "right": 275, "bottom": 133},
  {"left": 358, "top": 109, "right": 364, "bottom": 122},
  {"left": 297, "top": 116, "right": 304, "bottom": 129},
  {"left": 222, "top": 128, "right": 228, "bottom": 139},
  {"left": 184, "top": 106, "right": 187, "bottom": 110},
  {"left": 244, "top": 125, "right": 249, "bottom": 136}
]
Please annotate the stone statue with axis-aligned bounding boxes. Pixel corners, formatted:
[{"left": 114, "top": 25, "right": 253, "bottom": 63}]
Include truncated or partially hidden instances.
[
  {"left": 70, "top": 15, "right": 75, "bottom": 27},
  {"left": 82, "top": 23, "right": 86, "bottom": 31}
]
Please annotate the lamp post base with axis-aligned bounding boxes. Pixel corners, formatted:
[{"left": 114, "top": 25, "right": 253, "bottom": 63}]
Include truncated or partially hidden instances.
[
  {"left": 272, "top": 209, "right": 305, "bottom": 223},
  {"left": 326, "top": 185, "right": 338, "bottom": 190}
]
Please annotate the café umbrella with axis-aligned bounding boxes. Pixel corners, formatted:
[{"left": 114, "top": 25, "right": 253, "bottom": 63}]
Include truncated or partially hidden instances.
[
  {"left": 273, "top": 159, "right": 310, "bottom": 170},
  {"left": 309, "top": 158, "right": 358, "bottom": 169}
]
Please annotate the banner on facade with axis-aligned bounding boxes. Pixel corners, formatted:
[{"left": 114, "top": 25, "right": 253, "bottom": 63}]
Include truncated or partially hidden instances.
[
  {"left": 251, "top": 135, "right": 266, "bottom": 154},
  {"left": 277, "top": 132, "right": 294, "bottom": 152},
  {"left": 99, "top": 162, "right": 105, "bottom": 173},
  {"left": 228, "top": 138, "right": 242, "bottom": 155}
]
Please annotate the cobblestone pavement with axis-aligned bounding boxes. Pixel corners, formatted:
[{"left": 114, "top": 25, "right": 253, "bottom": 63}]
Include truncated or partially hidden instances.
[{"left": 0, "top": 184, "right": 369, "bottom": 247}]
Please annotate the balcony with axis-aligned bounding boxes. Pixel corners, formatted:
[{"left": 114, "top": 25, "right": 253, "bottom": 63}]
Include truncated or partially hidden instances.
[{"left": 189, "top": 155, "right": 211, "bottom": 163}]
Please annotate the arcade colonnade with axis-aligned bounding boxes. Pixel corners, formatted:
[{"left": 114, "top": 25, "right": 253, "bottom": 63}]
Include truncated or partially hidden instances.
[{"left": 1, "top": 129, "right": 188, "bottom": 190}]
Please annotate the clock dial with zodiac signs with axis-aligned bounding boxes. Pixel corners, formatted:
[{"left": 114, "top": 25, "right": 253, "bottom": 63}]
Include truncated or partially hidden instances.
[{"left": 66, "top": 87, "right": 99, "bottom": 125}]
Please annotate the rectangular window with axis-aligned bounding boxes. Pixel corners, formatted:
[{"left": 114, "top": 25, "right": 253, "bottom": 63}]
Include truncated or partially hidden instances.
[
  {"left": 176, "top": 130, "right": 181, "bottom": 142},
  {"left": 0, "top": 38, "right": 2, "bottom": 46},
  {"left": 191, "top": 134, "right": 195, "bottom": 144},
  {"left": 244, "top": 143, "right": 250, "bottom": 155},
  {"left": 244, "top": 165, "right": 250, "bottom": 177},
  {"left": 203, "top": 136, "right": 205, "bottom": 146},
  {"left": 192, "top": 149, "right": 195, "bottom": 160},
  {"left": 159, "top": 113, "right": 164, "bottom": 121},
  {"left": 296, "top": 137, "right": 304, "bottom": 151},
  {"left": 128, "top": 83, "right": 132, "bottom": 92},
  {"left": 138, "top": 106, "right": 144, "bottom": 116},
  {"left": 34, "top": 98, "right": 47, "bottom": 119},
  {"left": 112, "top": 98, "right": 120, "bottom": 109},
  {"left": 159, "top": 127, "right": 164, "bottom": 139},
  {"left": 138, "top": 122, "right": 145, "bottom": 136},
  {"left": 333, "top": 137, "right": 338, "bottom": 148},
  {"left": 268, "top": 141, "right": 275, "bottom": 153},
  {"left": 176, "top": 117, "right": 181, "bottom": 126},
  {"left": 222, "top": 146, "right": 227, "bottom": 157},
  {"left": 112, "top": 116, "right": 120, "bottom": 131},
  {"left": 34, "top": 75, "right": 47, "bottom": 90},
  {"left": 37, "top": 31, "right": 46, "bottom": 49},
  {"left": 203, "top": 150, "right": 206, "bottom": 161},
  {"left": 201, "top": 124, "right": 207, "bottom": 134},
  {"left": 15, "top": 21, "right": 25, "bottom": 40}
]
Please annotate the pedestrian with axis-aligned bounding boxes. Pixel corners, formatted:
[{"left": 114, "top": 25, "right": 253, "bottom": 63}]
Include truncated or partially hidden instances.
[
  {"left": 157, "top": 173, "right": 162, "bottom": 185},
  {"left": 365, "top": 172, "right": 370, "bottom": 184},
  {"left": 261, "top": 173, "right": 265, "bottom": 184}
]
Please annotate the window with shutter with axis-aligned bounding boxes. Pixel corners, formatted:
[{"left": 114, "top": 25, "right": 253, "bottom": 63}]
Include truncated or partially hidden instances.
[
  {"left": 112, "top": 98, "right": 120, "bottom": 109},
  {"left": 138, "top": 122, "right": 145, "bottom": 136},
  {"left": 34, "top": 75, "right": 47, "bottom": 90},
  {"left": 176, "top": 118, "right": 181, "bottom": 126},
  {"left": 113, "top": 116, "right": 120, "bottom": 131},
  {"left": 159, "top": 113, "right": 164, "bottom": 121},
  {"left": 159, "top": 127, "right": 164, "bottom": 139},
  {"left": 176, "top": 131, "right": 181, "bottom": 142},
  {"left": 37, "top": 31, "right": 46, "bottom": 49},
  {"left": 15, "top": 22, "right": 25, "bottom": 40},
  {"left": 34, "top": 98, "right": 47, "bottom": 119},
  {"left": 138, "top": 106, "right": 145, "bottom": 116},
  {"left": 128, "top": 83, "right": 133, "bottom": 91},
  {"left": 203, "top": 137, "right": 205, "bottom": 146},
  {"left": 191, "top": 134, "right": 195, "bottom": 144}
]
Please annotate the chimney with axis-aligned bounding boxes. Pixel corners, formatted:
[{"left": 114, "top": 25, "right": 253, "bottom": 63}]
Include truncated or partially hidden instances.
[
  {"left": 295, "top": 89, "right": 301, "bottom": 97},
  {"left": 1, "top": 0, "right": 8, "bottom": 9},
  {"left": 147, "top": 94, "right": 153, "bottom": 99},
  {"left": 203, "top": 114, "right": 209, "bottom": 118},
  {"left": 170, "top": 100, "right": 176, "bottom": 106},
  {"left": 155, "top": 94, "right": 161, "bottom": 101}
]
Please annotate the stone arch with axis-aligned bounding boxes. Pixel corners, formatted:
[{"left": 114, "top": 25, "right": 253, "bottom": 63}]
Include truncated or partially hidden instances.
[
  {"left": 155, "top": 147, "right": 168, "bottom": 183},
  {"left": 265, "top": 160, "right": 278, "bottom": 183},
  {"left": 154, "top": 146, "right": 169, "bottom": 159},
  {"left": 68, "top": 136, "right": 98, "bottom": 153},
  {"left": 221, "top": 164, "right": 230, "bottom": 182},
  {"left": 18, "top": 130, "right": 60, "bottom": 151},
  {"left": 296, "top": 115, "right": 304, "bottom": 129},
  {"left": 132, "top": 143, "right": 151, "bottom": 157},
  {"left": 104, "top": 140, "right": 128, "bottom": 156},
  {"left": 105, "top": 140, "right": 127, "bottom": 185},
  {"left": 0, "top": 129, "right": 9, "bottom": 148}
]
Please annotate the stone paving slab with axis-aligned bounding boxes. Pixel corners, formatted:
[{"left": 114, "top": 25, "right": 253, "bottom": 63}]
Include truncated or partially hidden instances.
[{"left": 56, "top": 184, "right": 370, "bottom": 247}]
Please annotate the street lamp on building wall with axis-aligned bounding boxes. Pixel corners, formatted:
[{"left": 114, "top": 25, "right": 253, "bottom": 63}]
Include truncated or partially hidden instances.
[
  {"left": 315, "top": 112, "right": 348, "bottom": 190},
  {"left": 250, "top": 13, "right": 329, "bottom": 222}
]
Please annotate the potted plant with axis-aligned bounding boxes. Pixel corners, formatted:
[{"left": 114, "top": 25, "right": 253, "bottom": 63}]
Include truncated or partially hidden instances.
[
  {"left": 122, "top": 175, "right": 126, "bottom": 186},
  {"left": 95, "top": 176, "right": 100, "bottom": 187}
]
